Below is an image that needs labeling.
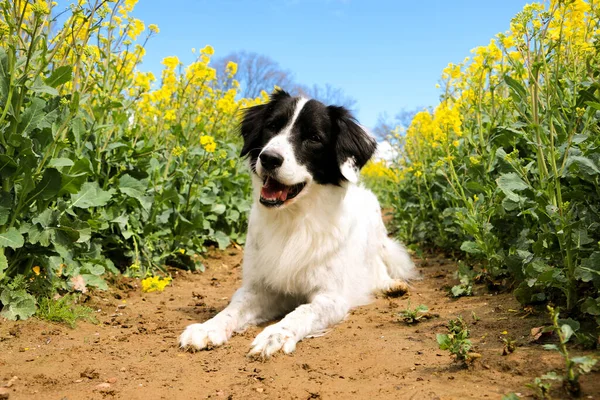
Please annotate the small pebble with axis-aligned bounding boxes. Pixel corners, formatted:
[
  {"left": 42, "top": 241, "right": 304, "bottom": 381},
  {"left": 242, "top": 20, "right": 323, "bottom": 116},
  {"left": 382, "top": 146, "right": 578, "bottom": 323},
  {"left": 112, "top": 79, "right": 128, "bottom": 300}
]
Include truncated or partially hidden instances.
[
  {"left": 5, "top": 377, "right": 18, "bottom": 388},
  {"left": 94, "top": 383, "right": 111, "bottom": 392}
]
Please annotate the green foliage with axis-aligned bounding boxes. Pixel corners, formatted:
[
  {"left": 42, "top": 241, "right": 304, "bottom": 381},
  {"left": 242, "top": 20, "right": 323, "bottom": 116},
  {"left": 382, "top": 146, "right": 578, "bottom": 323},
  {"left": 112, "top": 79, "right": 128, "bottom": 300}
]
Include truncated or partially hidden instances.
[
  {"left": 539, "top": 306, "right": 598, "bottom": 397},
  {"left": 385, "top": 1, "right": 600, "bottom": 330},
  {"left": 0, "top": 1, "right": 254, "bottom": 318},
  {"left": 526, "top": 373, "right": 559, "bottom": 400},
  {"left": 398, "top": 300, "right": 433, "bottom": 324},
  {"left": 450, "top": 262, "right": 475, "bottom": 298},
  {"left": 36, "top": 294, "right": 97, "bottom": 328},
  {"left": 436, "top": 316, "right": 479, "bottom": 365}
]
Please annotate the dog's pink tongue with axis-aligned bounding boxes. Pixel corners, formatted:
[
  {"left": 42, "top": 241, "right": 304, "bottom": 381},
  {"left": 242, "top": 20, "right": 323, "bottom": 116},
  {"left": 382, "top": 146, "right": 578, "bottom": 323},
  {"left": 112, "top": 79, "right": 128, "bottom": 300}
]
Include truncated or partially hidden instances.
[
  {"left": 261, "top": 178, "right": 289, "bottom": 201},
  {"left": 278, "top": 186, "right": 290, "bottom": 202}
]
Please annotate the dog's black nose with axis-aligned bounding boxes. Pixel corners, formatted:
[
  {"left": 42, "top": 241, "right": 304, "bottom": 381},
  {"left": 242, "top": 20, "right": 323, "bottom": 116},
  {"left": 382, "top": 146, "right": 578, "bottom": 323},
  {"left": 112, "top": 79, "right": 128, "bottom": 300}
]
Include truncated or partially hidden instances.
[{"left": 259, "top": 150, "right": 284, "bottom": 170}]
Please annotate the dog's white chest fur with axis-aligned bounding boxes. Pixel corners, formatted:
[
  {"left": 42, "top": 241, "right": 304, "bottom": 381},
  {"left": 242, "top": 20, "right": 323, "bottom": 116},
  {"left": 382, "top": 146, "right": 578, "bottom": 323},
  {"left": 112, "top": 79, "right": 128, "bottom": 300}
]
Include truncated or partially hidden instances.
[{"left": 244, "top": 185, "right": 349, "bottom": 297}]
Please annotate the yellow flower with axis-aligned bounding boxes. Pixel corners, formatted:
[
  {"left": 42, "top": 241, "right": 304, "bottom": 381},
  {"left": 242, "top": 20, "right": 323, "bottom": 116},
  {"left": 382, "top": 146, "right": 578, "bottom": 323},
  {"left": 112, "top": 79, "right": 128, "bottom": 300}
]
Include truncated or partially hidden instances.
[
  {"left": 162, "top": 56, "right": 180, "bottom": 70},
  {"left": 172, "top": 145, "right": 186, "bottom": 156},
  {"left": 32, "top": 0, "right": 50, "bottom": 15},
  {"left": 128, "top": 18, "right": 145, "bottom": 41},
  {"left": 148, "top": 24, "right": 159, "bottom": 34},
  {"left": 225, "top": 61, "right": 238, "bottom": 76},
  {"left": 32, "top": 266, "right": 41, "bottom": 276},
  {"left": 201, "top": 45, "right": 215, "bottom": 56},
  {"left": 123, "top": 0, "right": 138, "bottom": 13},
  {"left": 141, "top": 276, "right": 172, "bottom": 293},
  {"left": 453, "top": 140, "right": 460, "bottom": 147},
  {"left": 200, "top": 135, "right": 216, "bottom": 152}
]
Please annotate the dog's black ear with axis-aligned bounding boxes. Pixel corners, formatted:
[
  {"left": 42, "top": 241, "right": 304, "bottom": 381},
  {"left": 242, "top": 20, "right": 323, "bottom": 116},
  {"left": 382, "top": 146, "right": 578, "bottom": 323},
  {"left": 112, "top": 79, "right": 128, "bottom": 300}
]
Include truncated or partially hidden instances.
[
  {"left": 269, "top": 88, "right": 291, "bottom": 102},
  {"left": 239, "top": 103, "right": 267, "bottom": 157},
  {"left": 239, "top": 90, "right": 291, "bottom": 158},
  {"left": 328, "top": 105, "right": 377, "bottom": 182}
]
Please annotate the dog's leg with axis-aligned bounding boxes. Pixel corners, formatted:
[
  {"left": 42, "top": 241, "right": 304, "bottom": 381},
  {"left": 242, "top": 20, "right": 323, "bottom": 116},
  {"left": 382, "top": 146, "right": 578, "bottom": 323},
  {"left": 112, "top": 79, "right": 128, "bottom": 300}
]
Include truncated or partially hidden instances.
[
  {"left": 248, "top": 293, "right": 349, "bottom": 359},
  {"left": 179, "top": 286, "right": 277, "bottom": 351}
]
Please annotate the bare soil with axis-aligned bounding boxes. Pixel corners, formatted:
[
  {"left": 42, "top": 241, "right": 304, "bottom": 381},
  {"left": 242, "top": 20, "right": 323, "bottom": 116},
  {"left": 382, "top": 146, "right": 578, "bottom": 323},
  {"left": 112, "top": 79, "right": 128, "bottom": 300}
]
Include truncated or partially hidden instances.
[{"left": 1, "top": 249, "right": 599, "bottom": 400}]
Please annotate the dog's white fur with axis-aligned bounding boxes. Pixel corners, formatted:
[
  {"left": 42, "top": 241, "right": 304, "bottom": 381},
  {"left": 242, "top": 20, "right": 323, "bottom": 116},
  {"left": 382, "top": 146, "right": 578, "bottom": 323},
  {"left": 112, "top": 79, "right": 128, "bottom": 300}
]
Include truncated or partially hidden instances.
[{"left": 179, "top": 99, "right": 416, "bottom": 358}]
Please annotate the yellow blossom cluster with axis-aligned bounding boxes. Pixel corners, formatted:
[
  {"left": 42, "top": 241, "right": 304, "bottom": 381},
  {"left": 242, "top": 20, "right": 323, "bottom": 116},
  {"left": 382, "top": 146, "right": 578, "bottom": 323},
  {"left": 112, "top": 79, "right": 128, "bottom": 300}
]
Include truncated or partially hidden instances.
[
  {"left": 200, "top": 135, "right": 217, "bottom": 153},
  {"left": 362, "top": 160, "right": 399, "bottom": 182},
  {"left": 141, "top": 276, "right": 172, "bottom": 293},
  {"left": 399, "top": 0, "right": 599, "bottom": 182}
]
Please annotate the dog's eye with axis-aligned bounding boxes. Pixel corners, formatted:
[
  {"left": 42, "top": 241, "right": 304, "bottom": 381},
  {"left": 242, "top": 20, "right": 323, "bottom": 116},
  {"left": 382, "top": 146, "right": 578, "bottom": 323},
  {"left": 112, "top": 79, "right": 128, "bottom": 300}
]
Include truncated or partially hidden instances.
[{"left": 308, "top": 133, "right": 321, "bottom": 143}]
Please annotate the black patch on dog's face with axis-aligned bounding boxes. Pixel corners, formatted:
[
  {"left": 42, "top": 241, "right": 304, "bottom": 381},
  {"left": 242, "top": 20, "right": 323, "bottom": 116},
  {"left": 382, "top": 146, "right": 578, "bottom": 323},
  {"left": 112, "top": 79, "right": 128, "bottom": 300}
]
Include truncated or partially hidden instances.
[
  {"left": 240, "top": 90, "right": 376, "bottom": 186},
  {"left": 239, "top": 90, "right": 297, "bottom": 172}
]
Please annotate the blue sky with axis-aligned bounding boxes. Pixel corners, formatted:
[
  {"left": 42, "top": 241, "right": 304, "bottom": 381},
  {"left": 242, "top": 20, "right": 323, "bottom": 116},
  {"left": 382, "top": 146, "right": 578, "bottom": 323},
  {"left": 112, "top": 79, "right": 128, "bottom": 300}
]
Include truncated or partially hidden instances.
[{"left": 131, "top": 0, "right": 528, "bottom": 129}]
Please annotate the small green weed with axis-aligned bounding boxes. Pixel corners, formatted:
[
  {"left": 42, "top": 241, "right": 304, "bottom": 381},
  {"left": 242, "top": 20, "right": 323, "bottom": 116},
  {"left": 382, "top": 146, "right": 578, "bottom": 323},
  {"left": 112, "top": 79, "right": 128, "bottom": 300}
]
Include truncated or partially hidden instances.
[
  {"left": 398, "top": 301, "right": 436, "bottom": 324},
  {"left": 437, "top": 316, "right": 480, "bottom": 366},
  {"left": 536, "top": 306, "right": 597, "bottom": 397},
  {"left": 36, "top": 294, "right": 97, "bottom": 328},
  {"left": 449, "top": 262, "right": 475, "bottom": 298},
  {"left": 526, "top": 373, "right": 559, "bottom": 399},
  {"left": 502, "top": 336, "right": 517, "bottom": 355}
]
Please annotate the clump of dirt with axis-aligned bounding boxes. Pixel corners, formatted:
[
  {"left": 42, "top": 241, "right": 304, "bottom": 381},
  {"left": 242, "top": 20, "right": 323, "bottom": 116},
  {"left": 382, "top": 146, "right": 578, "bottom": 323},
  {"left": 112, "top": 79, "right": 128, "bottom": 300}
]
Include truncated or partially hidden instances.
[{"left": 0, "top": 249, "right": 598, "bottom": 399}]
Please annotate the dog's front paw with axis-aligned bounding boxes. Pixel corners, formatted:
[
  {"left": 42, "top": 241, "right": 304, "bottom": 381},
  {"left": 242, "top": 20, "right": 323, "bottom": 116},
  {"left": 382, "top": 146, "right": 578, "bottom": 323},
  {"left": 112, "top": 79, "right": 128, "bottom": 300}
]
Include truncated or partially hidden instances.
[
  {"left": 248, "top": 324, "right": 297, "bottom": 360},
  {"left": 179, "top": 322, "right": 228, "bottom": 351}
]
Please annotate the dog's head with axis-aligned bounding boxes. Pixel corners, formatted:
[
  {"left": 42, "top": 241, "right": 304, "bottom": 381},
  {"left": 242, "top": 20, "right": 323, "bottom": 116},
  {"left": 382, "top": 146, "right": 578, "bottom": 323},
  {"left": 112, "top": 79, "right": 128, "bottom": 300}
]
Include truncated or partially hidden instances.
[{"left": 239, "top": 90, "right": 377, "bottom": 208}]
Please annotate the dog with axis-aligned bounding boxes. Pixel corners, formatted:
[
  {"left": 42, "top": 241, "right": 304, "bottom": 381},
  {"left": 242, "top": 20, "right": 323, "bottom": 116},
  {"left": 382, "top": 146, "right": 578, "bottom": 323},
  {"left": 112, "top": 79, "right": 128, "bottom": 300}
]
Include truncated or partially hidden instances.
[{"left": 179, "top": 90, "right": 417, "bottom": 358}]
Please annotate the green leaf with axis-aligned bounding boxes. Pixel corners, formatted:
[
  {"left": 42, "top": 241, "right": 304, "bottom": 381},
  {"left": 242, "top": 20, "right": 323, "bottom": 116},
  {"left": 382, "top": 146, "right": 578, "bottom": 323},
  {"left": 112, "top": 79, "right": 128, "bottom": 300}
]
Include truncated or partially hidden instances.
[
  {"left": 118, "top": 174, "right": 151, "bottom": 211},
  {"left": 59, "top": 158, "right": 92, "bottom": 195},
  {"left": 542, "top": 344, "right": 559, "bottom": 351},
  {"left": 70, "top": 182, "right": 114, "bottom": 209},
  {"left": 560, "top": 324, "right": 574, "bottom": 344},
  {"left": 0, "top": 289, "right": 37, "bottom": 320},
  {"left": 571, "top": 356, "right": 597, "bottom": 374},
  {"left": 0, "top": 154, "right": 17, "bottom": 178},
  {"left": 504, "top": 75, "right": 527, "bottom": 101},
  {"left": 436, "top": 334, "right": 451, "bottom": 349},
  {"left": 26, "top": 224, "right": 51, "bottom": 247},
  {"left": 0, "top": 192, "right": 12, "bottom": 226},
  {"left": 497, "top": 172, "right": 529, "bottom": 192},
  {"left": 32, "top": 208, "right": 55, "bottom": 227},
  {"left": 460, "top": 241, "right": 482, "bottom": 254},
  {"left": 211, "top": 204, "right": 226, "bottom": 215},
  {"left": 581, "top": 297, "right": 600, "bottom": 316},
  {"left": 0, "top": 228, "right": 24, "bottom": 249},
  {"left": 585, "top": 101, "right": 600, "bottom": 111},
  {"left": 0, "top": 249, "right": 7, "bottom": 280},
  {"left": 25, "top": 168, "right": 61, "bottom": 204},
  {"left": 18, "top": 98, "right": 46, "bottom": 135},
  {"left": 30, "top": 76, "right": 59, "bottom": 96},
  {"left": 564, "top": 155, "right": 599, "bottom": 176},
  {"left": 82, "top": 263, "right": 105, "bottom": 276},
  {"left": 46, "top": 65, "right": 73, "bottom": 88},
  {"left": 81, "top": 274, "right": 108, "bottom": 290},
  {"left": 213, "top": 230, "right": 230, "bottom": 250},
  {"left": 47, "top": 158, "right": 75, "bottom": 169}
]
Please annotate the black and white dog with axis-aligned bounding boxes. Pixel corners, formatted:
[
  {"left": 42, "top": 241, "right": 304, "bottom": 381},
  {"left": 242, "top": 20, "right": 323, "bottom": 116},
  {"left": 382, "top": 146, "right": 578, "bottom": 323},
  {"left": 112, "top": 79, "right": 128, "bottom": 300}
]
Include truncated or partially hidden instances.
[{"left": 179, "top": 90, "right": 417, "bottom": 358}]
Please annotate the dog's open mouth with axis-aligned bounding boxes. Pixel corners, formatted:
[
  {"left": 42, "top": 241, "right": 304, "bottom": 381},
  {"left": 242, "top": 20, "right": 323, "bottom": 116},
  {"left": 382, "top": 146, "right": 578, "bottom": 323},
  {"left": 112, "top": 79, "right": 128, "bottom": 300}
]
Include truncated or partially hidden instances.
[{"left": 260, "top": 176, "right": 306, "bottom": 207}]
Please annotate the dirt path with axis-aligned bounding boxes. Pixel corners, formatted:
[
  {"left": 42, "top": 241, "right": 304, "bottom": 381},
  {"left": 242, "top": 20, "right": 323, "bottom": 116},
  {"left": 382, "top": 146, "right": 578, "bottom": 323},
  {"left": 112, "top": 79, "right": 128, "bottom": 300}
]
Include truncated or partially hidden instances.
[{"left": 1, "top": 249, "right": 599, "bottom": 400}]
